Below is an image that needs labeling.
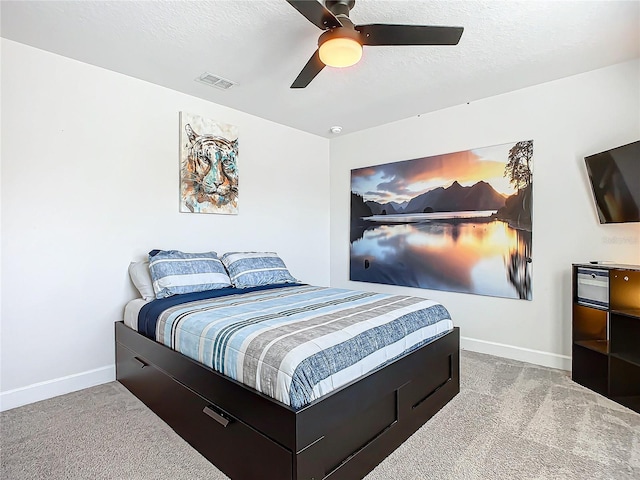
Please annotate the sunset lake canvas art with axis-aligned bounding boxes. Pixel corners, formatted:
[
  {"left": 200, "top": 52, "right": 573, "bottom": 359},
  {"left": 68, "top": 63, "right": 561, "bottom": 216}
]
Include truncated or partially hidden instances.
[{"left": 350, "top": 141, "right": 533, "bottom": 300}]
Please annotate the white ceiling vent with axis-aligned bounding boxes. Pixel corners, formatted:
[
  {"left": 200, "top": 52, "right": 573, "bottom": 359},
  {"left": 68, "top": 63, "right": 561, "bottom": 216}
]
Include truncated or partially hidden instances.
[{"left": 195, "top": 72, "right": 236, "bottom": 90}]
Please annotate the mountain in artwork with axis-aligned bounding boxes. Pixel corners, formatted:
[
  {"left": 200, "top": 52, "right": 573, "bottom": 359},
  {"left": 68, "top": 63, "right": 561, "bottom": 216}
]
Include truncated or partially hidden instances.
[{"left": 362, "top": 181, "right": 506, "bottom": 216}]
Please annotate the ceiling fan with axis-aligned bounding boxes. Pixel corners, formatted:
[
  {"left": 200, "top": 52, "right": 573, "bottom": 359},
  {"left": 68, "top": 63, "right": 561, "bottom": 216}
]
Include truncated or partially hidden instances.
[{"left": 286, "top": 0, "right": 464, "bottom": 88}]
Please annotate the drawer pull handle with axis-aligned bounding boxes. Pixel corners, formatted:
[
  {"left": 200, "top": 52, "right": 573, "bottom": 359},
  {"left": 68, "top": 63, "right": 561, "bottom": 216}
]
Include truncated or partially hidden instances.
[
  {"left": 203, "top": 406, "right": 230, "bottom": 427},
  {"left": 133, "top": 356, "right": 149, "bottom": 368}
]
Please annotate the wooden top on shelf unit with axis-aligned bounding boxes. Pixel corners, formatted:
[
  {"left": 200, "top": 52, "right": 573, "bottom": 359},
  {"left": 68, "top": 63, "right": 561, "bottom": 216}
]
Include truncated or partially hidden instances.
[{"left": 573, "top": 263, "right": 640, "bottom": 271}]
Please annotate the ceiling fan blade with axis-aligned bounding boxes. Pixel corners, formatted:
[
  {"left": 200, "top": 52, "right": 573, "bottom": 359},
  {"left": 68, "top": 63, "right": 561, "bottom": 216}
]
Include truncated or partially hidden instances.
[
  {"left": 291, "top": 50, "right": 325, "bottom": 88},
  {"left": 357, "top": 24, "right": 464, "bottom": 46},
  {"left": 285, "top": 0, "right": 342, "bottom": 30}
]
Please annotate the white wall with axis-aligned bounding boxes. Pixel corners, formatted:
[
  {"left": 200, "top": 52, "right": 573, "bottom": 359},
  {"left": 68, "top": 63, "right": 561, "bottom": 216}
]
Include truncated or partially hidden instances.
[
  {"left": 0, "top": 39, "right": 330, "bottom": 410},
  {"left": 2, "top": 38, "right": 638, "bottom": 411},
  {"left": 329, "top": 60, "right": 640, "bottom": 370}
]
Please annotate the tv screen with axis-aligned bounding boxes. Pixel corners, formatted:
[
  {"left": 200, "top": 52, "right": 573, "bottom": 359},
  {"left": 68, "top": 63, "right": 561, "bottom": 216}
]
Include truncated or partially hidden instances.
[{"left": 585, "top": 141, "right": 640, "bottom": 224}]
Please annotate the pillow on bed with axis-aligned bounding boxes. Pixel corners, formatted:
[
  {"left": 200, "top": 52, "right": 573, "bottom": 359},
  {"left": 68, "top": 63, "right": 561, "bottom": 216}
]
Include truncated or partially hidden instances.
[
  {"left": 148, "top": 250, "right": 231, "bottom": 299},
  {"left": 220, "top": 252, "right": 298, "bottom": 288},
  {"left": 128, "top": 260, "right": 155, "bottom": 301}
]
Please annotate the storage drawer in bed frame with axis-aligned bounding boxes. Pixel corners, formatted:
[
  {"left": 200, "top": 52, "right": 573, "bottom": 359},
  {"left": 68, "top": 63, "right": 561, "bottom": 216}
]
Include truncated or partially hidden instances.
[
  {"left": 117, "top": 342, "right": 293, "bottom": 478},
  {"left": 115, "top": 322, "right": 460, "bottom": 480}
]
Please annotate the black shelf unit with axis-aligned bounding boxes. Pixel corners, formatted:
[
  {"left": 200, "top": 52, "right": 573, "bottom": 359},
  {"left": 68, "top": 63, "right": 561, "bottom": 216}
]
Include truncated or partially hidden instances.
[{"left": 572, "top": 263, "right": 640, "bottom": 413}]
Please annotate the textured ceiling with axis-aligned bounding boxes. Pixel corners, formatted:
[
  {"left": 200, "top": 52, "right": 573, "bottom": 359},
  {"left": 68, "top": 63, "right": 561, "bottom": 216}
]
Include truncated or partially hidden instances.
[{"left": 2, "top": 0, "right": 639, "bottom": 137}]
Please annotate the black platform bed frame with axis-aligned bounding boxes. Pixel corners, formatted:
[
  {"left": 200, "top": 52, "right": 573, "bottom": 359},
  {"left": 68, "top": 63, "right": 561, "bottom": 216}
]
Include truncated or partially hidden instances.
[{"left": 115, "top": 322, "right": 460, "bottom": 479}]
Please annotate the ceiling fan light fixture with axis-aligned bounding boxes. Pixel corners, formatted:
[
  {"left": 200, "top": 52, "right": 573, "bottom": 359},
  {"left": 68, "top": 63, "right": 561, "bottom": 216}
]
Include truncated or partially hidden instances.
[
  {"left": 317, "top": 27, "right": 363, "bottom": 68},
  {"left": 319, "top": 36, "right": 362, "bottom": 68},
  {"left": 287, "top": 0, "right": 463, "bottom": 88}
]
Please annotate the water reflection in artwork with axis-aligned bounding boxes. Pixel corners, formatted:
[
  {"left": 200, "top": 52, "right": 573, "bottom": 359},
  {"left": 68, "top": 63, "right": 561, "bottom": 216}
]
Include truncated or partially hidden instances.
[{"left": 350, "top": 141, "right": 533, "bottom": 300}]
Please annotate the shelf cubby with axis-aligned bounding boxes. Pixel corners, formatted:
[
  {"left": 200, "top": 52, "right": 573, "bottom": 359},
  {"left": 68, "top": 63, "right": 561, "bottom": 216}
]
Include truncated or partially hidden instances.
[
  {"left": 609, "top": 356, "right": 640, "bottom": 409},
  {"left": 572, "top": 343, "right": 608, "bottom": 396}
]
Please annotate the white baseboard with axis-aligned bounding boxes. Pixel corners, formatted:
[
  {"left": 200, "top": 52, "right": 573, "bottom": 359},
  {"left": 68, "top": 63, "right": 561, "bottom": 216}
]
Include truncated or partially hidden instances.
[
  {"left": 0, "top": 365, "right": 115, "bottom": 412},
  {"left": 0, "top": 339, "right": 571, "bottom": 411},
  {"left": 461, "top": 336, "right": 571, "bottom": 371}
]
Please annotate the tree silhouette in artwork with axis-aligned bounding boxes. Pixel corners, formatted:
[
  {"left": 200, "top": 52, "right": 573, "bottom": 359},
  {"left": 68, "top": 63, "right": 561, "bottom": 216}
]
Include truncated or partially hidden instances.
[
  {"left": 504, "top": 140, "right": 533, "bottom": 192},
  {"left": 350, "top": 192, "right": 373, "bottom": 243},
  {"left": 351, "top": 192, "right": 373, "bottom": 220},
  {"left": 495, "top": 140, "right": 533, "bottom": 227}
]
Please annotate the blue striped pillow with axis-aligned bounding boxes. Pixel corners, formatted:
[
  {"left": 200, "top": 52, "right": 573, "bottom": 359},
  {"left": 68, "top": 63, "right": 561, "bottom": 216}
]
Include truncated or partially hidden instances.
[
  {"left": 220, "top": 252, "right": 298, "bottom": 288},
  {"left": 148, "top": 250, "right": 231, "bottom": 299}
]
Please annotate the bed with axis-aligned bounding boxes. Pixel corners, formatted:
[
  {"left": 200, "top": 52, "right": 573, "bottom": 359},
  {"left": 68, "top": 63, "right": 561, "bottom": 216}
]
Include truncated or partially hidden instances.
[{"left": 116, "top": 251, "right": 460, "bottom": 479}]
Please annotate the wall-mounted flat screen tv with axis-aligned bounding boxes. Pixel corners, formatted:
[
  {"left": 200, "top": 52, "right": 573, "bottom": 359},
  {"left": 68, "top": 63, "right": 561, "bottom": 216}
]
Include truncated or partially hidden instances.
[{"left": 585, "top": 141, "right": 640, "bottom": 224}]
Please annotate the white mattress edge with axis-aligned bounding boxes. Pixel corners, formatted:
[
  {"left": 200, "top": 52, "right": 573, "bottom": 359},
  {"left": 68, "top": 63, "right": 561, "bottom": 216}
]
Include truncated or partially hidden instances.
[{"left": 123, "top": 298, "right": 151, "bottom": 330}]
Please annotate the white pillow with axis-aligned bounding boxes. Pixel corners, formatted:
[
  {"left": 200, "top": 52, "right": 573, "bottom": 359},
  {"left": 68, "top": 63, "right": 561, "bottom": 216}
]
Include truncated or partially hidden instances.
[{"left": 128, "top": 260, "right": 155, "bottom": 300}]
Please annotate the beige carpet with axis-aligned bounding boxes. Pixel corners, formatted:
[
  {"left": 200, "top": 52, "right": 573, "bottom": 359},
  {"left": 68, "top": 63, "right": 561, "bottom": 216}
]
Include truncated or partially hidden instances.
[{"left": 2, "top": 350, "right": 639, "bottom": 479}]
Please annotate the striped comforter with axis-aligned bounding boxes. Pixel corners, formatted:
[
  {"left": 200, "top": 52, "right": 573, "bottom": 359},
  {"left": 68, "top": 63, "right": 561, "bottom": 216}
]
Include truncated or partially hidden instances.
[{"left": 151, "top": 285, "right": 453, "bottom": 409}]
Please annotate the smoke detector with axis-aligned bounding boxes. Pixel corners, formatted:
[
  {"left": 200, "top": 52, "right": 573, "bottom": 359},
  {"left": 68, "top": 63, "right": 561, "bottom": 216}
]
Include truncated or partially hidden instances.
[
  {"left": 330, "top": 126, "right": 343, "bottom": 134},
  {"left": 195, "top": 72, "right": 237, "bottom": 90}
]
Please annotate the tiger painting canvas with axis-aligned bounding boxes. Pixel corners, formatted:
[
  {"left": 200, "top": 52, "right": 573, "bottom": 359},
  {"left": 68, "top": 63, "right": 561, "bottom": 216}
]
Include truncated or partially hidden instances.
[{"left": 179, "top": 112, "right": 238, "bottom": 214}]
